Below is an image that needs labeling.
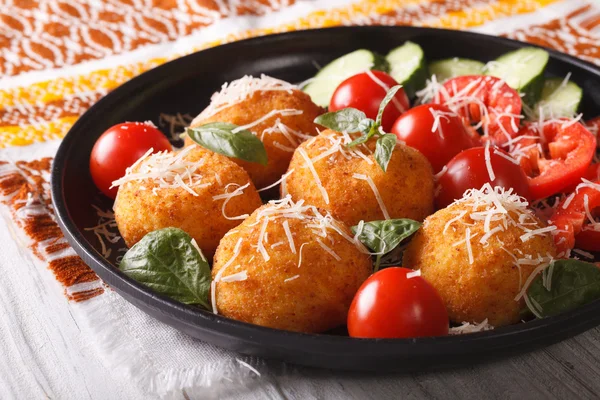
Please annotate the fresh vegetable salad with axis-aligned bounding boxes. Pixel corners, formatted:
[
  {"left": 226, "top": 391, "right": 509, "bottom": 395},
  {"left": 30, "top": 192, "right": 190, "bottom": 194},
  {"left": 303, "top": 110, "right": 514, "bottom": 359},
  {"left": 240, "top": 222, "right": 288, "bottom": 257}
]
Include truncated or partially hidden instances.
[{"left": 89, "top": 41, "right": 600, "bottom": 339}]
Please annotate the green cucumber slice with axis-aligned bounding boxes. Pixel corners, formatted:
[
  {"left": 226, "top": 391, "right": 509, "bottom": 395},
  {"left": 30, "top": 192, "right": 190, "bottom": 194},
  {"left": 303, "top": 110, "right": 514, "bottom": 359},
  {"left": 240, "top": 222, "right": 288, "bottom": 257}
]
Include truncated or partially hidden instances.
[
  {"left": 386, "top": 41, "right": 427, "bottom": 98},
  {"left": 484, "top": 47, "right": 549, "bottom": 105},
  {"left": 534, "top": 76, "right": 583, "bottom": 118},
  {"left": 428, "top": 58, "right": 485, "bottom": 82},
  {"left": 303, "top": 49, "right": 389, "bottom": 107}
]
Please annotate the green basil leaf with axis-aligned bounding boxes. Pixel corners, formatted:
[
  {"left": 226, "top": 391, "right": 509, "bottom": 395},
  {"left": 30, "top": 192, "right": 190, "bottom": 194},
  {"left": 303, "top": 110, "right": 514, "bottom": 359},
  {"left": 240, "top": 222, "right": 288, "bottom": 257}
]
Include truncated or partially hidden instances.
[
  {"left": 314, "top": 108, "right": 368, "bottom": 133},
  {"left": 375, "top": 85, "right": 402, "bottom": 127},
  {"left": 187, "top": 122, "right": 267, "bottom": 165},
  {"left": 525, "top": 259, "right": 600, "bottom": 318},
  {"left": 119, "top": 228, "right": 212, "bottom": 310},
  {"left": 347, "top": 120, "right": 377, "bottom": 148},
  {"left": 352, "top": 218, "right": 420, "bottom": 260},
  {"left": 374, "top": 134, "right": 396, "bottom": 172}
]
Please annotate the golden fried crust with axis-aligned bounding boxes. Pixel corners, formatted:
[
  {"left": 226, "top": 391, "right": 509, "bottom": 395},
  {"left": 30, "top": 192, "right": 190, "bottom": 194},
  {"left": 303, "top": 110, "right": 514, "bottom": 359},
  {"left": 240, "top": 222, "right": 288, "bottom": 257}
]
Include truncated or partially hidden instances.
[
  {"left": 284, "top": 129, "right": 435, "bottom": 227},
  {"left": 212, "top": 205, "right": 372, "bottom": 333},
  {"left": 403, "top": 203, "right": 557, "bottom": 327},
  {"left": 114, "top": 146, "right": 262, "bottom": 258},
  {"left": 184, "top": 89, "right": 323, "bottom": 188}
]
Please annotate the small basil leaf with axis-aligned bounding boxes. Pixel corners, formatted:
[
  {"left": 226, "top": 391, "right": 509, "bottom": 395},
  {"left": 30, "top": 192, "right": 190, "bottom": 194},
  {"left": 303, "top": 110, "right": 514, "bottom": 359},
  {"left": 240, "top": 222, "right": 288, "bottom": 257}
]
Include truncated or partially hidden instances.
[
  {"left": 119, "top": 228, "right": 211, "bottom": 310},
  {"left": 375, "top": 85, "right": 403, "bottom": 127},
  {"left": 314, "top": 108, "right": 368, "bottom": 133},
  {"left": 187, "top": 122, "right": 268, "bottom": 166},
  {"left": 374, "top": 134, "right": 396, "bottom": 172},
  {"left": 352, "top": 219, "right": 421, "bottom": 271},
  {"left": 347, "top": 120, "right": 377, "bottom": 148},
  {"left": 525, "top": 259, "right": 600, "bottom": 318}
]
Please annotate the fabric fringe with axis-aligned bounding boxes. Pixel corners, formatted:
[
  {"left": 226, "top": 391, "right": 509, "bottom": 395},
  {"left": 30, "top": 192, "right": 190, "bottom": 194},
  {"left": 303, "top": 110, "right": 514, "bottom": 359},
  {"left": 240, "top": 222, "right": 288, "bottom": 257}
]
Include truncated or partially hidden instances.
[{"left": 73, "top": 290, "right": 272, "bottom": 399}]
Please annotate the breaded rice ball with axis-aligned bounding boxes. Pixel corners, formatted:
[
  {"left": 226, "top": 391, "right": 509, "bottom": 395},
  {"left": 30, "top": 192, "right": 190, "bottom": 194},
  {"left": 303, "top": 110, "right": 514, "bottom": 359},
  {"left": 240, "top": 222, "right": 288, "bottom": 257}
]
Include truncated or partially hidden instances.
[
  {"left": 113, "top": 145, "right": 262, "bottom": 258},
  {"left": 211, "top": 197, "right": 372, "bottom": 333},
  {"left": 284, "top": 129, "right": 434, "bottom": 227},
  {"left": 184, "top": 75, "right": 323, "bottom": 188},
  {"left": 403, "top": 185, "right": 557, "bottom": 327}
]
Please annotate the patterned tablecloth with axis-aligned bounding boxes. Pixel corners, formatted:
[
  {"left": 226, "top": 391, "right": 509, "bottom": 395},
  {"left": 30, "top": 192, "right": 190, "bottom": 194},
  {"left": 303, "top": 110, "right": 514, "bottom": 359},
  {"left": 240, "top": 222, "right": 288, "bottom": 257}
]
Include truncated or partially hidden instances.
[{"left": 1, "top": 0, "right": 599, "bottom": 399}]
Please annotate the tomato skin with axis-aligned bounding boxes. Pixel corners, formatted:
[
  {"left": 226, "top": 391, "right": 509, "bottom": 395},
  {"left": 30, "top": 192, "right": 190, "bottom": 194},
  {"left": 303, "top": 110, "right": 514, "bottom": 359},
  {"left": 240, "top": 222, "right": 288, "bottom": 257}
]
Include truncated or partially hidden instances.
[
  {"left": 436, "top": 146, "right": 531, "bottom": 209},
  {"left": 432, "top": 75, "right": 522, "bottom": 146},
  {"left": 347, "top": 267, "right": 449, "bottom": 339},
  {"left": 515, "top": 122, "right": 596, "bottom": 200},
  {"left": 391, "top": 104, "right": 477, "bottom": 173},
  {"left": 90, "top": 122, "right": 172, "bottom": 198},
  {"left": 550, "top": 181, "right": 600, "bottom": 254},
  {"left": 329, "top": 71, "right": 410, "bottom": 132}
]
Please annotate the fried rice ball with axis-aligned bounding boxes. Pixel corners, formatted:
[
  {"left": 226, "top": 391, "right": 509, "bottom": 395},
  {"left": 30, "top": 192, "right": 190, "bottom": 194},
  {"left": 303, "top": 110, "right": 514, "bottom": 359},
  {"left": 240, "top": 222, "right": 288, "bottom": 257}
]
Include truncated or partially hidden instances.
[
  {"left": 283, "top": 129, "right": 435, "bottom": 227},
  {"left": 184, "top": 76, "right": 323, "bottom": 188},
  {"left": 212, "top": 198, "right": 372, "bottom": 333},
  {"left": 403, "top": 187, "right": 557, "bottom": 327},
  {"left": 114, "top": 145, "right": 262, "bottom": 258}
]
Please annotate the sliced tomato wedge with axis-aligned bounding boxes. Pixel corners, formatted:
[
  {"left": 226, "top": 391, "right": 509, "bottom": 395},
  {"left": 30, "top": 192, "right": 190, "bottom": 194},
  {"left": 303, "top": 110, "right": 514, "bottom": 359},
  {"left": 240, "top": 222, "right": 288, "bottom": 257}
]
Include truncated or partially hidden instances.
[
  {"left": 432, "top": 75, "right": 522, "bottom": 146},
  {"left": 550, "top": 180, "right": 600, "bottom": 254},
  {"left": 512, "top": 121, "right": 596, "bottom": 200}
]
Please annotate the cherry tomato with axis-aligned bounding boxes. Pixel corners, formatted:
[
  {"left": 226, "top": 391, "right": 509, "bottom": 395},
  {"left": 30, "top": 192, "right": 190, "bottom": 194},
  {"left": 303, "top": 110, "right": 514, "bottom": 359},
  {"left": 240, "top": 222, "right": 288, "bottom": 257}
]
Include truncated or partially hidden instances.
[
  {"left": 514, "top": 121, "right": 596, "bottom": 200},
  {"left": 391, "top": 104, "right": 478, "bottom": 172},
  {"left": 90, "top": 122, "right": 172, "bottom": 198},
  {"left": 550, "top": 180, "right": 600, "bottom": 254},
  {"left": 329, "top": 71, "right": 410, "bottom": 132},
  {"left": 347, "top": 267, "right": 449, "bottom": 339},
  {"left": 436, "top": 146, "right": 531, "bottom": 209},
  {"left": 432, "top": 75, "right": 522, "bottom": 146}
]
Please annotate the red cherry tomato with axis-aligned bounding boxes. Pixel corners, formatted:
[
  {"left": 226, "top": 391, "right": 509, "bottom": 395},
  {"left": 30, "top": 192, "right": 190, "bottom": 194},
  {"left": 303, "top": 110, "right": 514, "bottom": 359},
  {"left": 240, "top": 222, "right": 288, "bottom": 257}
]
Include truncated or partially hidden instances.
[
  {"left": 90, "top": 122, "right": 172, "bottom": 198},
  {"left": 347, "top": 267, "right": 449, "bottom": 339},
  {"left": 329, "top": 71, "right": 410, "bottom": 132},
  {"left": 514, "top": 121, "right": 596, "bottom": 200},
  {"left": 436, "top": 146, "right": 531, "bottom": 209},
  {"left": 391, "top": 104, "right": 478, "bottom": 172},
  {"left": 432, "top": 75, "right": 522, "bottom": 146},
  {"left": 549, "top": 180, "right": 600, "bottom": 254}
]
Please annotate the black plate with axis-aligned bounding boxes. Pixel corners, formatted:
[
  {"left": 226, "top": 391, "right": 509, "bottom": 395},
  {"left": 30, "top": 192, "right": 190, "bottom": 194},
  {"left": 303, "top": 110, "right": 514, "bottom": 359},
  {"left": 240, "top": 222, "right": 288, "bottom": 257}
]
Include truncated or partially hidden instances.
[{"left": 52, "top": 26, "right": 600, "bottom": 371}]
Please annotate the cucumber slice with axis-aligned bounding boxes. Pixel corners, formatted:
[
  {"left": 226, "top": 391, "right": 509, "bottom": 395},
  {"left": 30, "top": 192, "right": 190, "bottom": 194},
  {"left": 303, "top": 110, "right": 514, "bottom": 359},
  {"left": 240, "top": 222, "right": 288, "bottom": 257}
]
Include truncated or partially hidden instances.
[
  {"left": 386, "top": 41, "right": 427, "bottom": 98},
  {"left": 428, "top": 58, "right": 485, "bottom": 82},
  {"left": 484, "top": 47, "right": 549, "bottom": 105},
  {"left": 534, "top": 76, "right": 583, "bottom": 118},
  {"left": 303, "top": 49, "right": 389, "bottom": 107}
]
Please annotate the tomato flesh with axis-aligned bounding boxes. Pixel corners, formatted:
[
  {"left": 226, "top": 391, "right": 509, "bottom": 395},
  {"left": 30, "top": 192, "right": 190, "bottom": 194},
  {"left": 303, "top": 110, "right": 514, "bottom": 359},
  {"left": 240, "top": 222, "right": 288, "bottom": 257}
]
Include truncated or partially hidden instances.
[
  {"left": 347, "top": 267, "right": 449, "bottom": 339},
  {"left": 391, "top": 104, "right": 478, "bottom": 172},
  {"left": 514, "top": 121, "right": 596, "bottom": 200},
  {"left": 550, "top": 181, "right": 600, "bottom": 254},
  {"left": 436, "top": 146, "right": 531, "bottom": 209},
  {"left": 329, "top": 71, "right": 410, "bottom": 132},
  {"left": 432, "top": 75, "right": 522, "bottom": 146},
  {"left": 90, "top": 122, "right": 172, "bottom": 198}
]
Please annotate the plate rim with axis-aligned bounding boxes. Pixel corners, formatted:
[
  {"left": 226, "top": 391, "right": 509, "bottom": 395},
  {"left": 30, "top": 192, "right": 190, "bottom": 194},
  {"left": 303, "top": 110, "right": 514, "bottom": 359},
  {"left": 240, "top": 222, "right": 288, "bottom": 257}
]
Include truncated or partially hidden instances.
[{"left": 51, "top": 25, "right": 600, "bottom": 367}]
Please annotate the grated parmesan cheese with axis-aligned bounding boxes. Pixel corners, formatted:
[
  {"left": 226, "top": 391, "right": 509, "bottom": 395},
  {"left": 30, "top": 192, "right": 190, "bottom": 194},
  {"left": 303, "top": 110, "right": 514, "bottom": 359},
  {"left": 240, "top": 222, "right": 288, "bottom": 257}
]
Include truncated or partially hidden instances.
[
  {"left": 298, "top": 147, "right": 329, "bottom": 204},
  {"left": 195, "top": 75, "right": 297, "bottom": 122}
]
